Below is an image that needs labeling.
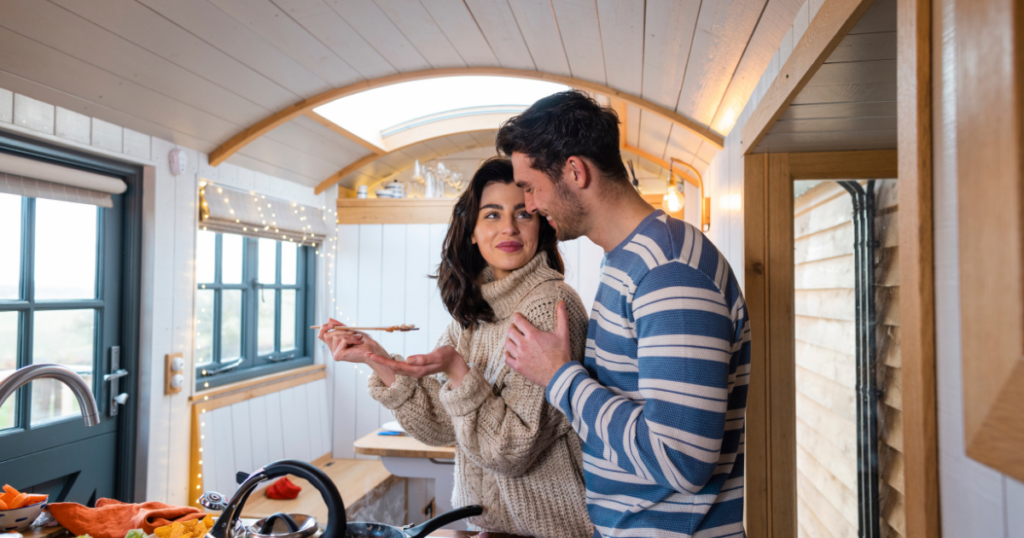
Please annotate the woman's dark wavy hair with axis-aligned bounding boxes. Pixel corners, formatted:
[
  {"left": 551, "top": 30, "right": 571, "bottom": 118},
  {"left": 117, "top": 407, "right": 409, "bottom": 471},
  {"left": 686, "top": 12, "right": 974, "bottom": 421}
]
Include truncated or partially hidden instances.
[
  {"left": 496, "top": 90, "right": 629, "bottom": 185},
  {"left": 435, "top": 157, "right": 563, "bottom": 329}
]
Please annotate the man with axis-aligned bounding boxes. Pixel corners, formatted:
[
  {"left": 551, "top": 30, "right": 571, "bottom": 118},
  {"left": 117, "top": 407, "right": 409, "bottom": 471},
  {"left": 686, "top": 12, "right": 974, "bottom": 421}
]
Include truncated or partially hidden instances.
[{"left": 497, "top": 91, "right": 750, "bottom": 538}]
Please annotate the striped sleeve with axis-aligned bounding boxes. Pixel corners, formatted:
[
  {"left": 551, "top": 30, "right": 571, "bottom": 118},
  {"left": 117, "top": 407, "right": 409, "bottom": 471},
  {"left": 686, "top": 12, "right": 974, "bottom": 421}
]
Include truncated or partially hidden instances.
[{"left": 546, "top": 262, "right": 734, "bottom": 493}]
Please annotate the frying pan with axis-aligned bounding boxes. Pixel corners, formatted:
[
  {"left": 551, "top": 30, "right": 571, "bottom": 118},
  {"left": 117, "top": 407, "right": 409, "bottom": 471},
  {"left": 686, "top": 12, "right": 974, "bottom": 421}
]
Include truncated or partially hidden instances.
[{"left": 344, "top": 505, "right": 482, "bottom": 538}]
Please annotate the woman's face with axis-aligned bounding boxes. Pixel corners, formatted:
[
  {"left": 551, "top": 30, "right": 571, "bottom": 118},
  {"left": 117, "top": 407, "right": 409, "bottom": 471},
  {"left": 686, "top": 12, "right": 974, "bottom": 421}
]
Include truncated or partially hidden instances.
[{"left": 472, "top": 181, "right": 540, "bottom": 280}]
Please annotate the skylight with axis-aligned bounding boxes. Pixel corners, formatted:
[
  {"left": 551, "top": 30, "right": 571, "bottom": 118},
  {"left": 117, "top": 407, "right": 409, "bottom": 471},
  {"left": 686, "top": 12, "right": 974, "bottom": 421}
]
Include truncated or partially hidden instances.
[{"left": 312, "top": 76, "right": 569, "bottom": 150}]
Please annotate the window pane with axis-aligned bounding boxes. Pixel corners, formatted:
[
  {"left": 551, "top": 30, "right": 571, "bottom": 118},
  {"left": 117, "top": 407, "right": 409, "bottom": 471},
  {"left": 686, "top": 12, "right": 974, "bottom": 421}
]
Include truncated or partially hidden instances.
[
  {"left": 258, "top": 291, "right": 276, "bottom": 354},
  {"left": 221, "top": 290, "right": 242, "bottom": 360},
  {"left": 32, "top": 310, "right": 94, "bottom": 425},
  {"left": 258, "top": 238, "right": 277, "bottom": 284},
  {"left": 0, "top": 194, "right": 21, "bottom": 300},
  {"left": 195, "top": 290, "right": 214, "bottom": 365},
  {"left": 281, "top": 242, "right": 297, "bottom": 285},
  {"left": 196, "top": 231, "right": 216, "bottom": 284},
  {"left": 35, "top": 200, "right": 96, "bottom": 300},
  {"left": 222, "top": 234, "right": 243, "bottom": 284},
  {"left": 0, "top": 312, "right": 18, "bottom": 430},
  {"left": 280, "top": 290, "right": 296, "bottom": 351}
]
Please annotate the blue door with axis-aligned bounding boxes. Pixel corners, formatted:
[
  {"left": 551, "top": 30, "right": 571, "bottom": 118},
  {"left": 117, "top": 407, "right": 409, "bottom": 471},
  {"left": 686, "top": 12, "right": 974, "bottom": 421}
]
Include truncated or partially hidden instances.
[{"left": 0, "top": 132, "right": 142, "bottom": 505}]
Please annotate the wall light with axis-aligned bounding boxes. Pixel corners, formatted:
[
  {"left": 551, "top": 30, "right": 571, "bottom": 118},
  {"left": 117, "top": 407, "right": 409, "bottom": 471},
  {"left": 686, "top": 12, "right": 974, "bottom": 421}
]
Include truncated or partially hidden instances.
[{"left": 669, "top": 158, "right": 711, "bottom": 232}]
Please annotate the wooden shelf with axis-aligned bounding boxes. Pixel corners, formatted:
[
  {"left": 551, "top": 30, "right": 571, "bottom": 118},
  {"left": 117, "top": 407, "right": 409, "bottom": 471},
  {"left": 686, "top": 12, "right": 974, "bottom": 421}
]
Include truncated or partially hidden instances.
[{"left": 336, "top": 198, "right": 456, "bottom": 225}]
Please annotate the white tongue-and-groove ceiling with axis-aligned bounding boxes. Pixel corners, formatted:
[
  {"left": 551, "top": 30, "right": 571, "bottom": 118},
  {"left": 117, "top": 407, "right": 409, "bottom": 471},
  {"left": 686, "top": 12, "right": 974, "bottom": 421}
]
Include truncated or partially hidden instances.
[{"left": 0, "top": 0, "right": 807, "bottom": 190}]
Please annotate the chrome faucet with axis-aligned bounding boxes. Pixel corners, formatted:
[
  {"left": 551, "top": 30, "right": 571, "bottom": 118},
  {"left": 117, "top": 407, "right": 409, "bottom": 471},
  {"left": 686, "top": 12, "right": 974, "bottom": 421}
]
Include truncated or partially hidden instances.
[{"left": 0, "top": 364, "right": 101, "bottom": 426}]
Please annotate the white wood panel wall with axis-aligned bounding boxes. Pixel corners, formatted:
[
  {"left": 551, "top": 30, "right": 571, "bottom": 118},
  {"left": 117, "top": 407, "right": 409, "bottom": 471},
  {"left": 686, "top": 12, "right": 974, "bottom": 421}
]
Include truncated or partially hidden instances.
[
  {"left": 702, "top": 0, "right": 827, "bottom": 289},
  {"left": 199, "top": 379, "right": 332, "bottom": 498},
  {"left": 328, "top": 223, "right": 605, "bottom": 459}
]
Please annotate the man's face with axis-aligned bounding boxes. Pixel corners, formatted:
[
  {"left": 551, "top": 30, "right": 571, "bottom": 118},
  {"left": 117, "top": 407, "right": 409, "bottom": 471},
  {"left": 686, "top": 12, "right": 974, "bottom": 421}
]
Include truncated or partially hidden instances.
[{"left": 511, "top": 152, "right": 587, "bottom": 241}]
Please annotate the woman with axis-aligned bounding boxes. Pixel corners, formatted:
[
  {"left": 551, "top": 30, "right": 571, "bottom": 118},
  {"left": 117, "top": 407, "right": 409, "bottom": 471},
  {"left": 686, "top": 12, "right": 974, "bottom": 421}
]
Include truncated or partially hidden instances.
[{"left": 318, "top": 157, "right": 592, "bottom": 538}]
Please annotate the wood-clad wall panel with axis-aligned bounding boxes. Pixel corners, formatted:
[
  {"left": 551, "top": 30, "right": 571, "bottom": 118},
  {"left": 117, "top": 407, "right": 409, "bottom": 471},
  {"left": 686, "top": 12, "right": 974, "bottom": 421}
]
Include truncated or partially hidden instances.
[{"left": 198, "top": 378, "right": 332, "bottom": 498}]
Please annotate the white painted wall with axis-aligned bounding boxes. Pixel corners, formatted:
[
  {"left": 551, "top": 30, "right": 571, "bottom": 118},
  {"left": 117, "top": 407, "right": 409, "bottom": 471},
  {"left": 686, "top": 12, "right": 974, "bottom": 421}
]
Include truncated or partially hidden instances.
[
  {"left": 0, "top": 86, "right": 332, "bottom": 506},
  {"left": 701, "top": 0, "right": 823, "bottom": 286}
]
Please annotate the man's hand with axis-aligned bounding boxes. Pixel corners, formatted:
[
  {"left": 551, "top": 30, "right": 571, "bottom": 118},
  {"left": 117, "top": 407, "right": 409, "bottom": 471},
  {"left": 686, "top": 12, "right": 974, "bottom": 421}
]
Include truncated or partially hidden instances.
[
  {"left": 504, "top": 301, "right": 572, "bottom": 387},
  {"left": 365, "top": 345, "right": 471, "bottom": 388}
]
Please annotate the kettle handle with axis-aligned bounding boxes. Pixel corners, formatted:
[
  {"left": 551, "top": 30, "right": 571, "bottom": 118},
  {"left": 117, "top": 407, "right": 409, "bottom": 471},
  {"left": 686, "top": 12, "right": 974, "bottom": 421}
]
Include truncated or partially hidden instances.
[
  {"left": 259, "top": 513, "right": 300, "bottom": 534},
  {"left": 261, "top": 461, "right": 346, "bottom": 538}
]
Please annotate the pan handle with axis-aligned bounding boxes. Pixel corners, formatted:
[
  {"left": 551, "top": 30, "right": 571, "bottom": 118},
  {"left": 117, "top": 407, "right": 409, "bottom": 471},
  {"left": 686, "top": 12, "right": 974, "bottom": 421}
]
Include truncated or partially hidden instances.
[{"left": 405, "top": 505, "right": 483, "bottom": 538}]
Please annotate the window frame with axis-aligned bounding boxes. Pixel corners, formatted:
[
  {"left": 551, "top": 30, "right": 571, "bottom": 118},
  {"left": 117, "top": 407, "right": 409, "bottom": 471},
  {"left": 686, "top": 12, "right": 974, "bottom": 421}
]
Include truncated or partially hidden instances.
[{"left": 194, "top": 233, "right": 316, "bottom": 389}]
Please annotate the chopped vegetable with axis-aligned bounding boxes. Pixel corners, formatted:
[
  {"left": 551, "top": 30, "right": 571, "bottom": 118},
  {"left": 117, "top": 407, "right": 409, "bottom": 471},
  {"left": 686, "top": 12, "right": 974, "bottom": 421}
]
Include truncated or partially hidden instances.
[
  {"left": 124, "top": 529, "right": 147, "bottom": 538},
  {"left": 0, "top": 486, "right": 46, "bottom": 510}
]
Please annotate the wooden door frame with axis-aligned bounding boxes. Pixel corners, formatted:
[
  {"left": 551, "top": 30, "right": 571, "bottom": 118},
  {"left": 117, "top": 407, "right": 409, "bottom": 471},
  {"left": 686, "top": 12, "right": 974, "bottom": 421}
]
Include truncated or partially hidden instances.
[{"left": 743, "top": 149, "right": 940, "bottom": 538}]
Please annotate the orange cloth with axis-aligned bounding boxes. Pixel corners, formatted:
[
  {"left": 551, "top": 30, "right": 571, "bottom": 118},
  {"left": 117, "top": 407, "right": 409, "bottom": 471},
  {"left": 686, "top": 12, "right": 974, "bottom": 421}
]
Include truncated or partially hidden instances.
[{"left": 49, "top": 498, "right": 206, "bottom": 538}]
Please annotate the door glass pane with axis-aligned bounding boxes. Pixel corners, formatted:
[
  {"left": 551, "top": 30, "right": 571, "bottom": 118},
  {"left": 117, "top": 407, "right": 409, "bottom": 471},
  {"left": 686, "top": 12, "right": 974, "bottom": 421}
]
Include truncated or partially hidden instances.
[
  {"left": 281, "top": 242, "right": 297, "bottom": 285},
  {"left": 280, "top": 290, "right": 296, "bottom": 351},
  {"left": 35, "top": 200, "right": 97, "bottom": 300},
  {"left": 196, "top": 231, "right": 216, "bottom": 284},
  {"left": 257, "top": 292, "right": 276, "bottom": 355},
  {"left": 258, "top": 238, "right": 277, "bottom": 284},
  {"left": 222, "top": 234, "right": 243, "bottom": 284},
  {"left": 195, "top": 290, "right": 214, "bottom": 365},
  {"left": 31, "top": 309, "right": 94, "bottom": 425},
  {"left": 221, "top": 290, "right": 242, "bottom": 360},
  {"left": 0, "top": 194, "right": 21, "bottom": 300},
  {"left": 0, "top": 312, "right": 17, "bottom": 430},
  {"left": 793, "top": 179, "right": 902, "bottom": 537}
]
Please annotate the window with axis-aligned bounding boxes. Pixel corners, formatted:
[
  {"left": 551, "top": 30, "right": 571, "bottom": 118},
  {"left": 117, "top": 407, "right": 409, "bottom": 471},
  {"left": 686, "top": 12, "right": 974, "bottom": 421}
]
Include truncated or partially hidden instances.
[
  {"left": 194, "top": 231, "right": 314, "bottom": 389},
  {"left": 0, "top": 194, "right": 104, "bottom": 429}
]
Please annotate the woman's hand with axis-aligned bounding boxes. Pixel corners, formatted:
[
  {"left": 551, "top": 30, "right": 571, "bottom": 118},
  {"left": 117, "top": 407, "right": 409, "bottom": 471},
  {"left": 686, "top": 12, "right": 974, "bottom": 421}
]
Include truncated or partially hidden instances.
[
  {"left": 365, "top": 345, "right": 471, "bottom": 388},
  {"left": 318, "top": 318, "right": 388, "bottom": 364}
]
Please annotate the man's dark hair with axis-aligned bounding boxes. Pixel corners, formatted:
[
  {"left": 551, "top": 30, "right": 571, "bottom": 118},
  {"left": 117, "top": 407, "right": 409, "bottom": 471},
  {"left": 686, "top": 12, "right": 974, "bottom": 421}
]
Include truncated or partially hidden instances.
[{"left": 496, "top": 90, "right": 629, "bottom": 185}]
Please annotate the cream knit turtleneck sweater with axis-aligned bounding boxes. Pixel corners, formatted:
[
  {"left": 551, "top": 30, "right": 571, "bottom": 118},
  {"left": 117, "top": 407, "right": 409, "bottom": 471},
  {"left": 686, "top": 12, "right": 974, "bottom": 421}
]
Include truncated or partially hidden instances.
[{"left": 367, "top": 252, "right": 592, "bottom": 538}]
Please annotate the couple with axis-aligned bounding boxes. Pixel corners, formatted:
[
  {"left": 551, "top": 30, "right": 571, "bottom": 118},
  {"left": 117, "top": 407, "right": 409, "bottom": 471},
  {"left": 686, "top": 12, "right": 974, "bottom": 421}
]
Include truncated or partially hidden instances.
[{"left": 319, "top": 91, "right": 750, "bottom": 538}]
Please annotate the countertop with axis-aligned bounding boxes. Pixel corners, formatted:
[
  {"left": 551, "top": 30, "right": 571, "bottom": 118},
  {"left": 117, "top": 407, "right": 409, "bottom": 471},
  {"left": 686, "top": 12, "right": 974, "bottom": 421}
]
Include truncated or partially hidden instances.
[{"left": 353, "top": 430, "right": 455, "bottom": 459}]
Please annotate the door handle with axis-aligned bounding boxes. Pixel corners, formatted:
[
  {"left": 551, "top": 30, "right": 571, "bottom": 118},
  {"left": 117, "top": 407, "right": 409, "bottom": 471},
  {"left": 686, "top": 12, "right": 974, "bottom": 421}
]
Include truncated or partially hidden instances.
[
  {"left": 105, "top": 346, "right": 129, "bottom": 417},
  {"left": 104, "top": 369, "right": 128, "bottom": 382}
]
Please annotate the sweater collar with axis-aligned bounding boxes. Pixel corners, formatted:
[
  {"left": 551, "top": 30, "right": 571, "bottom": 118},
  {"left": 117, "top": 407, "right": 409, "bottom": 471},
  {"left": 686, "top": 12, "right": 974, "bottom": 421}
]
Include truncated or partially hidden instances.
[{"left": 479, "top": 251, "right": 564, "bottom": 320}]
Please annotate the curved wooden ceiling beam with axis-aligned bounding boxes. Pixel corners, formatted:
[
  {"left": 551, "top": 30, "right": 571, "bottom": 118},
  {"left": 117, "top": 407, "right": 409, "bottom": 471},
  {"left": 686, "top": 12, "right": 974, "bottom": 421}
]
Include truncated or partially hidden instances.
[
  {"left": 209, "top": 68, "right": 726, "bottom": 169},
  {"left": 314, "top": 129, "right": 496, "bottom": 195}
]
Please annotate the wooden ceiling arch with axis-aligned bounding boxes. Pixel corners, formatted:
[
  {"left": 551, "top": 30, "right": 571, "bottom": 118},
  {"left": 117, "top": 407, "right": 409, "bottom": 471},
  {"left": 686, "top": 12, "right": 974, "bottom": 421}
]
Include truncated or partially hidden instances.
[{"left": 209, "top": 68, "right": 727, "bottom": 193}]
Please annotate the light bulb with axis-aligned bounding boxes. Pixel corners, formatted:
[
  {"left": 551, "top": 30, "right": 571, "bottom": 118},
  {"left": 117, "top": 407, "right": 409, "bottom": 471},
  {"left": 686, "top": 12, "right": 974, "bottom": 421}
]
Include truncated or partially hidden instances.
[{"left": 662, "top": 184, "right": 684, "bottom": 214}]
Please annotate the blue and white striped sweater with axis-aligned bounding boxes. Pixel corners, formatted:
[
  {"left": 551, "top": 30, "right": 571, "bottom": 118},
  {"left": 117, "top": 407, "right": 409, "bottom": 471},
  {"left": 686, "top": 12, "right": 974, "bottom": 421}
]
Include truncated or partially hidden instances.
[{"left": 547, "top": 211, "right": 750, "bottom": 538}]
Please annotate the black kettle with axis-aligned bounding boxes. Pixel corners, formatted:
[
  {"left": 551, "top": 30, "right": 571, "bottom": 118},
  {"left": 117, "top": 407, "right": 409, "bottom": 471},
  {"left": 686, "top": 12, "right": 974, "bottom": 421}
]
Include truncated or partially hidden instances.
[{"left": 203, "top": 460, "right": 346, "bottom": 538}]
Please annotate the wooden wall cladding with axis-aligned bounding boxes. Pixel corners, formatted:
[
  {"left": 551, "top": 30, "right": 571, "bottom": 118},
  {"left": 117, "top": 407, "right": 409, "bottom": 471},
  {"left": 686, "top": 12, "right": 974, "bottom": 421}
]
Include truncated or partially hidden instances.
[{"left": 336, "top": 198, "right": 456, "bottom": 225}]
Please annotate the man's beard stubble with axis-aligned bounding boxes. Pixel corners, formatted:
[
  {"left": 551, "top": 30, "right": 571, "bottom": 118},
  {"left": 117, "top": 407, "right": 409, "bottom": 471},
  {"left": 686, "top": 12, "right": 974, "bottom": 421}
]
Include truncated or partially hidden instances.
[{"left": 548, "top": 177, "right": 587, "bottom": 241}]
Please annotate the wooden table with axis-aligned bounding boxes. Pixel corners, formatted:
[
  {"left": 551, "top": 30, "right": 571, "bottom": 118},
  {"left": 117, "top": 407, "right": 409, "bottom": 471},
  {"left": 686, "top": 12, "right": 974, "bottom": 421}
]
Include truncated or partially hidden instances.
[{"left": 354, "top": 430, "right": 458, "bottom": 529}]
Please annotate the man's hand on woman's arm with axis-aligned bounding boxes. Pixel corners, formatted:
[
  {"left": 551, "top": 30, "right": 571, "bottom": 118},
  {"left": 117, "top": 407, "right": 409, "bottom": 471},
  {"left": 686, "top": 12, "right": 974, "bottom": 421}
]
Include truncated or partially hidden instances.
[{"left": 503, "top": 300, "right": 572, "bottom": 388}]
